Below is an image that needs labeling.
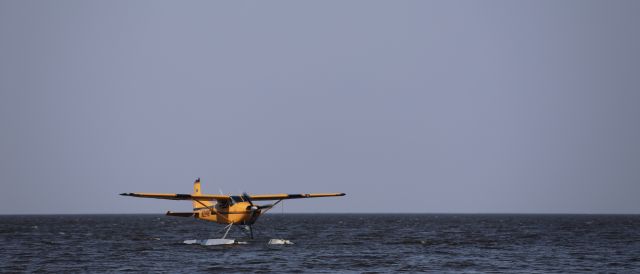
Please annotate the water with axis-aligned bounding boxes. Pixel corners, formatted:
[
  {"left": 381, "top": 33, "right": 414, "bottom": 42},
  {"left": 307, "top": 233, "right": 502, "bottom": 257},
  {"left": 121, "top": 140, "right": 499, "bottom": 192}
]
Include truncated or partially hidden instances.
[{"left": 1, "top": 214, "right": 639, "bottom": 273}]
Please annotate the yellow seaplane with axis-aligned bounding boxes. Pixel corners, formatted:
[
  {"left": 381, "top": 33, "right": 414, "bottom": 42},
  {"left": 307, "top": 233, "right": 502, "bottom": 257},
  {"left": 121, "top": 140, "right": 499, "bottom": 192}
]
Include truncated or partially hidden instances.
[{"left": 120, "top": 178, "right": 345, "bottom": 240}]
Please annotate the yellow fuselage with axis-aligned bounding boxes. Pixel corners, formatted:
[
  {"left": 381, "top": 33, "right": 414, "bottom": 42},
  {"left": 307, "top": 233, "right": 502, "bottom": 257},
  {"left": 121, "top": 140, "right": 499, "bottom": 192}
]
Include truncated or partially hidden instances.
[{"left": 194, "top": 201, "right": 262, "bottom": 225}]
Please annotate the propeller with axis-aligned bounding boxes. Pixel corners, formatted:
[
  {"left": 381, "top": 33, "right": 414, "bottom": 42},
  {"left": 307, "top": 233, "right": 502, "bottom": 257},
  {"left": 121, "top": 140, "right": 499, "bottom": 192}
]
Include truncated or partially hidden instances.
[
  {"left": 240, "top": 192, "right": 261, "bottom": 223},
  {"left": 242, "top": 192, "right": 259, "bottom": 211},
  {"left": 241, "top": 192, "right": 278, "bottom": 218}
]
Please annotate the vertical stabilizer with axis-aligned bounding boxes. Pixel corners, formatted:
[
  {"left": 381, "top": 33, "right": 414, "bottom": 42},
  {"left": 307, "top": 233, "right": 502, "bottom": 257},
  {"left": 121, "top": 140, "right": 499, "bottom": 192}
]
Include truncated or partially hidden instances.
[
  {"left": 193, "top": 178, "right": 202, "bottom": 195},
  {"left": 192, "top": 178, "right": 213, "bottom": 210}
]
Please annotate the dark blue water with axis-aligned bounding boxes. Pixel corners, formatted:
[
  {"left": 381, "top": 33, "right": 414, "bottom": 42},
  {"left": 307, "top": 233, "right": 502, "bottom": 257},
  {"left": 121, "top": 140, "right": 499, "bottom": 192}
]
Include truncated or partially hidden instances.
[{"left": 1, "top": 214, "right": 639, "bottom": 273}]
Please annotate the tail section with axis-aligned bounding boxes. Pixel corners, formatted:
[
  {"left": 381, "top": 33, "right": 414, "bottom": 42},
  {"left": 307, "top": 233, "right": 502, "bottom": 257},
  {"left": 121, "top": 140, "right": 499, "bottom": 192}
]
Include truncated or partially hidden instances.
[
  {"left": 193, "top": 177, "right": 202, "bottom": 195},
  {"left": 192, "top": 178, "right": 214, "bottom": 210}
]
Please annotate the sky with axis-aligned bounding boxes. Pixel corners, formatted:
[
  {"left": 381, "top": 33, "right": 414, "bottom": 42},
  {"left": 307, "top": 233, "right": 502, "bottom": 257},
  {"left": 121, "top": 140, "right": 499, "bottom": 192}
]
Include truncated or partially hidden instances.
[{"left": 1, "top": 1, "right": 639, "bottom": 214}]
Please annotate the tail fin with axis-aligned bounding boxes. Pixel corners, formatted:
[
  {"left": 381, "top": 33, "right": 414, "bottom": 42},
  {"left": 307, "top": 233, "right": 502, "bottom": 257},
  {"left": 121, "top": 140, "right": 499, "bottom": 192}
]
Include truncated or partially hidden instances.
[
  {"left": 192, "top": 178, "right": 214, "bottom": 210},
  {"left": 193, "top": 177, "right": 202, "bottom": 195}
]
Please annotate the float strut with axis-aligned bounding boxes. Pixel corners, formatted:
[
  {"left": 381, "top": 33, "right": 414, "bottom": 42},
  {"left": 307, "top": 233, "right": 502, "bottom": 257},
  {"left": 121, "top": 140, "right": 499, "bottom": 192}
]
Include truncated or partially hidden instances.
[{"left": 222, "top": 223, "right": 233, "bottom": 239}]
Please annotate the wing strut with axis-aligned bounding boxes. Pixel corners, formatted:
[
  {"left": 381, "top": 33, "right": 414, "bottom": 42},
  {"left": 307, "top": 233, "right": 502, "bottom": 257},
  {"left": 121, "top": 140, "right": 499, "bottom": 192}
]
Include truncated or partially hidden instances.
[{"left": 193, "top": 198, "right": 232, "bottom": 223}]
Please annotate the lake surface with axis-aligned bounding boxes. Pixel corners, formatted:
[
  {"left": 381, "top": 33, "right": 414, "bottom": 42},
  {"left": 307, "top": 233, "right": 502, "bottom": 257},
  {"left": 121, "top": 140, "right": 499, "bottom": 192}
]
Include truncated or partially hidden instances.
[{"left": 2, "top": 214, "right": 639, "bottom": 273}]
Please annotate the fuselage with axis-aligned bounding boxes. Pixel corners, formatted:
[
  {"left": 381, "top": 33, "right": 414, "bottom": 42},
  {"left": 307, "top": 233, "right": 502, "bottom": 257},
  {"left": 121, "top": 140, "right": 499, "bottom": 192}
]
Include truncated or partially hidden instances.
[{"left": 194, "top": 201, "right": 262, "bottom": 225}]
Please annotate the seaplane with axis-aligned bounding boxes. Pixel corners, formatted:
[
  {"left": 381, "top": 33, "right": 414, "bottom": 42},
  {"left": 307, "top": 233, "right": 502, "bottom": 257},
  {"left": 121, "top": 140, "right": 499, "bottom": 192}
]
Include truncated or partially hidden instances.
[{"left": 120, "top": 178, "right": 345, "bottom": 244}]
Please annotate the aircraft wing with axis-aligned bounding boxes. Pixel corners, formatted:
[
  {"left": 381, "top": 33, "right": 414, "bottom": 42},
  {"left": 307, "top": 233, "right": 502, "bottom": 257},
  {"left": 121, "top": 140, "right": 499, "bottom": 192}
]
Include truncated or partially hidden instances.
[
  {"left": 120, "top": 192, "right": 232, "bottom": 201},
  {"left": 239, "top": 193, "right": 346, "bottom": 201},
  {"left": 120, "top": 192, "right": 345, "bottom": 201}
]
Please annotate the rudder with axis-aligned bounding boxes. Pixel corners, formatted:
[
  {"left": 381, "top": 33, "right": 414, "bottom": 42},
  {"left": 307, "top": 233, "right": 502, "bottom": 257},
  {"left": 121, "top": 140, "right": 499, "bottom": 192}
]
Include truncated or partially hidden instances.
[{"left": 192, "top": 178, "right": 213, "bottom": 210}]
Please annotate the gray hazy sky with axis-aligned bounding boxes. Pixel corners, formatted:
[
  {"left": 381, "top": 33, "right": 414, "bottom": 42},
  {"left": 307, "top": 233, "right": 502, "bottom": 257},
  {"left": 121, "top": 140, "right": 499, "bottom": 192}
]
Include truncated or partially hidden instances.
[{"left": 1, "top": 1, "right": 639, "bottom": 214}]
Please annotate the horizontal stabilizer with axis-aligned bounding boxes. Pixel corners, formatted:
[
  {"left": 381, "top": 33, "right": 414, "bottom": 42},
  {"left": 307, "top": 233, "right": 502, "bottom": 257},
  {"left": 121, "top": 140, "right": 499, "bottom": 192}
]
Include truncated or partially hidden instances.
[{"left": 166, "top": 211, "right": 195, "bottom": 217}]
